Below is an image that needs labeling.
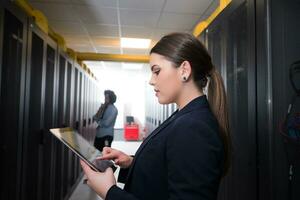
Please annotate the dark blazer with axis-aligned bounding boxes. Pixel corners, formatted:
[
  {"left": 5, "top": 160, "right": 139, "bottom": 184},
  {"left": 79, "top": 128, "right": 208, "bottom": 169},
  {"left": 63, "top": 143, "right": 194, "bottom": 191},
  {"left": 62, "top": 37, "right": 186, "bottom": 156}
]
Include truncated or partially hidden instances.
[{"left": 106, "top": 95, "right": 224, "bottom": 200}]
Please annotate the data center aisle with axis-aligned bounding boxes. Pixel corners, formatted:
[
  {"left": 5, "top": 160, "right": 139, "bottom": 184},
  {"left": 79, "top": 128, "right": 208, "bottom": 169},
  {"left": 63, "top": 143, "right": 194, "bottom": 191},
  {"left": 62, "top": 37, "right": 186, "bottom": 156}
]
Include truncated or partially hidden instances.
[{"left": 69, "top": 140, "right": 142, "bottom": 200}]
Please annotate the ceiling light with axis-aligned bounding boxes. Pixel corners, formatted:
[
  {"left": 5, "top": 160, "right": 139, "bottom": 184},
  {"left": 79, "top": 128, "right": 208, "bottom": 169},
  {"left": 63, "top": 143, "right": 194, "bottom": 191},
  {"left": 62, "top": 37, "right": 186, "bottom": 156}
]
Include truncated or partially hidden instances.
[{"left": 121, "top": 37, "right": 151, "bottom": 49}]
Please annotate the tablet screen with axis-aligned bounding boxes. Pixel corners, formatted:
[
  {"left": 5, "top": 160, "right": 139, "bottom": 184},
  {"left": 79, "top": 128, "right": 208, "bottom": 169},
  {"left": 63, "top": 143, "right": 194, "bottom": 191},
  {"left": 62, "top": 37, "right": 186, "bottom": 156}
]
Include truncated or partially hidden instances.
[{"left": 50, "top": 127, "right": 114, "bottom": 172}]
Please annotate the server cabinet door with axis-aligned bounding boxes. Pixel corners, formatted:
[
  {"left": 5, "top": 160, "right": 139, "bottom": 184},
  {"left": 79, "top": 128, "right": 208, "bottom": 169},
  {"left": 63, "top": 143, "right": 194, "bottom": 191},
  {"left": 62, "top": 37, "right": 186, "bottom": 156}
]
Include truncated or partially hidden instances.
[
  {"left": 73, "top": 67, "right": 80, "bottom": 180},
  {"left": 225, "top": 2, "right": 257, "bottom": 200},
  {"left": 0, "top": 9, "right": 26, "bottom": 200},
  {"left": 41, "top": 44, "right": 57, "bottom": 200},
  {"left": 21, "top": 29, "right": 45, "bottom": 200},
  {"left": 57, "top": 55, "right": 67, "bottom": 127},
  {"left": 65, "top": 61, "right": 73, "bottom": 127},
  {"left": 65, "top": 61, "right": 75, "bottom": 189},
  {"left": 78, "top": 72, "right": 83, "bottom": 134},
  {"left": 0, "top": 8, "right": 3, "bottom": 91},
  {"left": 73, "top": 68, "right": 79, "bottom": 130}
]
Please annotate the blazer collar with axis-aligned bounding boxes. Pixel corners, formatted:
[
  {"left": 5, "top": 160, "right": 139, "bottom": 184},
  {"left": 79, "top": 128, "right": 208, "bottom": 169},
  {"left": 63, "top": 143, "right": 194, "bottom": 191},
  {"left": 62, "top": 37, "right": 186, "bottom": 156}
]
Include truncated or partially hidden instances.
[
  {"left": 175, "top": 95, "right": 209, "bottom": 117},
  {"left": 141, "top": 95, "right": 209, "bottom": 143},
  {"left": 125, "top": 95, "right": 209, "bottom": 186}
]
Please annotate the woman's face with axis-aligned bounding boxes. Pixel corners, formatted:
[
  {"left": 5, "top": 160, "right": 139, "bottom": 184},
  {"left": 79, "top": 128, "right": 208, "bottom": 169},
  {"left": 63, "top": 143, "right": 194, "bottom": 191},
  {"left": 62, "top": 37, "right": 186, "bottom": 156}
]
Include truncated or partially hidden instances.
[
  {"left": 104, "top": 94, "right": 110, "bottom": 103},
  {"left": 149, "top": 53, "right": 182, "bottom": 104}
]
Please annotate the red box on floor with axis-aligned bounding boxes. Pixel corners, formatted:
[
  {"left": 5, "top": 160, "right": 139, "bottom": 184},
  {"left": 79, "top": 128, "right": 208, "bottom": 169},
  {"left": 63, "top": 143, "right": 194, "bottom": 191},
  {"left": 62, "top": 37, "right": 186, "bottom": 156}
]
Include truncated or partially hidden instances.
[{"left": 124, "top": 124, "right": 139, "bottom": 140}]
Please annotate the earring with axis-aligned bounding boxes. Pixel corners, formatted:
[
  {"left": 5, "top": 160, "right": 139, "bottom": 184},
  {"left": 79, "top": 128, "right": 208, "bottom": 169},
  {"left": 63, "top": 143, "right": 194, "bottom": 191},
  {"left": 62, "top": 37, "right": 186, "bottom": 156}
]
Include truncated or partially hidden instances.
[{"left": 182, "top": 77, "right": 187, "bottom": 82}]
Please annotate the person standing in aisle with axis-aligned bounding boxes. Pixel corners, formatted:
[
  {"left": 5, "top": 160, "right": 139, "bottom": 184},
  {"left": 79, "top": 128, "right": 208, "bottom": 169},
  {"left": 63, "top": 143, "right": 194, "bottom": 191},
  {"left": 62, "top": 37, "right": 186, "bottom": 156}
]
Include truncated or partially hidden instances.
[
  {"left": 82, "top": 32, "right": 231, "bottom": 200},
  {"left": 93, "top": 90, "right": 118, "bottom": 152}
]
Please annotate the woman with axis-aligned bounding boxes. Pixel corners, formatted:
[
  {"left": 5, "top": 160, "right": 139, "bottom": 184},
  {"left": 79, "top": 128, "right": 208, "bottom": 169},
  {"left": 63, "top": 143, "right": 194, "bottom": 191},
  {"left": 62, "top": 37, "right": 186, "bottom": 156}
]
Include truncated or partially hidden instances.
[
  {"left": 81, "top": 33, "right": 231, "bottom": 200},
  {"left": 93, "top": 90, "right": 118, "bottom": 152}
]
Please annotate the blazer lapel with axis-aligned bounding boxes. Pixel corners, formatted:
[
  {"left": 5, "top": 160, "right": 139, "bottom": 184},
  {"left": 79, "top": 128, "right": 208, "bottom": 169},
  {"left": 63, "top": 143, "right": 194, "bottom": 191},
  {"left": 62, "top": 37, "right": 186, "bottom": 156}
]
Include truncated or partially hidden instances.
[
  {"left": 124, "top": 110, "right": 178, "bottom": 186},
  {"left": 134, "top": 110, "right": 178, "bottom": 157}
]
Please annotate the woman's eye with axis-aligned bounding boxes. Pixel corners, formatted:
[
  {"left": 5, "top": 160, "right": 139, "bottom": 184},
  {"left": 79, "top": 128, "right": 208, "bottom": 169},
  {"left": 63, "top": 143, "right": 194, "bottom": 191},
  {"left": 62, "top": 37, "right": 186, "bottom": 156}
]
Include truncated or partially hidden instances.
[{"left": 153, "top": 70, "right": 160, "bottom": 75}]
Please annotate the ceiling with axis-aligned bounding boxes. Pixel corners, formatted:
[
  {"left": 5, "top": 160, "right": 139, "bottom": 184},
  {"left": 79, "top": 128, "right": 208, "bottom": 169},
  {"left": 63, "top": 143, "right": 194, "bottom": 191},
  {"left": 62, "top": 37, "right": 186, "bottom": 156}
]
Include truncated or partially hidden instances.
[{"left": 28, "top": 0, "right": 219, "bottom": 55}]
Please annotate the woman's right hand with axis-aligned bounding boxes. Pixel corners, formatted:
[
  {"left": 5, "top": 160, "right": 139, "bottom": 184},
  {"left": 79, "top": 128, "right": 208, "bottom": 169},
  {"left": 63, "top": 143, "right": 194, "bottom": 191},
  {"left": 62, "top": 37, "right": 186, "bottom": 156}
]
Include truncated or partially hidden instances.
[{"left": 100, "top": 147, "right": 133, "bottom": 169}]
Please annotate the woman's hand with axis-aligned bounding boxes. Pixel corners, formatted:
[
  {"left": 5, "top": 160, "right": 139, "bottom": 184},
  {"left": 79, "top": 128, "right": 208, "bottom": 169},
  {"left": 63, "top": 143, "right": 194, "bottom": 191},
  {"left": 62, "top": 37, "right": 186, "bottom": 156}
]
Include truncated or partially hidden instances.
[
  {"left": 80, "top": 160, "right": 116, "bottom": 199},
  {"left": 101, "top": 147, "right": 133, "bottom": 169}
]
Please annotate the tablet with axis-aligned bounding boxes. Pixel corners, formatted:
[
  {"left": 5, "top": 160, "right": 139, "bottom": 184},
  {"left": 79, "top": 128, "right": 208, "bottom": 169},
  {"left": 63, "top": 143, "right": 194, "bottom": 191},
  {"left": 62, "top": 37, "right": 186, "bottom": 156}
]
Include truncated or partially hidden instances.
[{"left": 50, "top": 127, "right": 116, "bottom": 172}]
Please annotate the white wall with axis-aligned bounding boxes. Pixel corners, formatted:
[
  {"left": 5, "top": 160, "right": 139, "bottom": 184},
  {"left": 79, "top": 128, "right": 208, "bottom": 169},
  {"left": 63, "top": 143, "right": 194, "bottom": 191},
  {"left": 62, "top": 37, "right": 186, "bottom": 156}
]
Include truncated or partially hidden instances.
[{"left": 87, "top": 61, "right": 150, "bottom": 129}]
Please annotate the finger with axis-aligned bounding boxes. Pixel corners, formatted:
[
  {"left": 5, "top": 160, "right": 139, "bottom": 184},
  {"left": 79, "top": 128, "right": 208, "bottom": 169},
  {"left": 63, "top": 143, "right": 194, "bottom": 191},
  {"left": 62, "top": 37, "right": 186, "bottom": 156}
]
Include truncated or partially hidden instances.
[
  {"left": 114, "top": 159, "right": 120, "bottom": 165},
  {"left": 100, "top": 151, "right": 117, "bottom": 160},
  {"left": 83, "top": 178, "right": 88, "bottom": 184},
  {"left": 100, "top": 154, "right": 114, "bottom": 160},
  {"left": 80, "top": 160, "right": 96, "bottom": 178},
  {"left": 104, "top": 167, "right": 114, "bottom": 174},
  {"left": 80, "top": 160, "right": 88, "bottom": 168},
  {"left": 102, "top": 147, "right": 112, "bottom": 154},
  {"left": 85, "top": 179, "right": 91, "bottom": 187}
]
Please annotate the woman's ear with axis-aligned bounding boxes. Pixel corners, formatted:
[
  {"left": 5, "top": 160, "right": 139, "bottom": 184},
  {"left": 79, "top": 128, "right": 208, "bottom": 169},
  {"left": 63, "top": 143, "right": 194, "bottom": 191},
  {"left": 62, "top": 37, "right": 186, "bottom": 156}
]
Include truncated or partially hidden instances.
[{"left": 179, "top": 61, "right": 192, "bottom": 81}]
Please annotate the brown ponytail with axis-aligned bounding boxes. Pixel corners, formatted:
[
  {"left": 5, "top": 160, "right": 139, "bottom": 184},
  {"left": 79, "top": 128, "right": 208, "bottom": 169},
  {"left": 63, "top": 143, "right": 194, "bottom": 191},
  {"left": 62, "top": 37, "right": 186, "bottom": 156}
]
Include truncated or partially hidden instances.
[{"left": 208, "top": 69, "right": 231, "bottom": 176}]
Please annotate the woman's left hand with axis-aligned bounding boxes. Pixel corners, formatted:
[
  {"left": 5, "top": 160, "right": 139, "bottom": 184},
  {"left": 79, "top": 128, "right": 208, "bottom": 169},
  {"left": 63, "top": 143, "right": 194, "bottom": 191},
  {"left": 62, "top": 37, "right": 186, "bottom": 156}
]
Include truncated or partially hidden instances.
[{"left": 80, "top": 160, "right": 116, "bottom": 199}]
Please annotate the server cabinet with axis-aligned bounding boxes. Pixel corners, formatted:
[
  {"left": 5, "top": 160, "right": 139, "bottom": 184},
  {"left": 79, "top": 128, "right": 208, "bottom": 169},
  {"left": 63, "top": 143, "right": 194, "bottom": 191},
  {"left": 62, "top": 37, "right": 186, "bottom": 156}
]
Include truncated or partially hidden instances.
[
  {"left": 64, "top": 61, "right": 76, "bottom": 187},
  {"left": 225, "top": 2, "right": 256, "bottom": 199},
  {"left": 63, "top": 60, "right": 73, "bottom": 196},
  {"left": 74, "top": 67, "right": 79, "bottom": 130},
  {"left": 65, "top": 61, "right": 73, "bottom": 127},
  {"left": 0, "top": 7, "right": 3, "bottom": 91},
  {"left": 54, "top": 54, "right": 65, "bottom": 200},
  {"left": 78, "top": 71, "right": 83, "bottom": 134},
  {"left": 92, "top": 83, "right": 98, "bottom": 137},
  {"left": 22, "top": 26, "right": 46, "bottom": 200},
  {"left": 57, "top": 55, "right": 67, "bottom": 127},
  {"left": 0, "top": 8, "right": 27, "bottom": 200},
  {"left": 72, "top": 67, "right": 80, "bottom": 182},
  {"left": 206, "top": 25, "right": 223, "bottom": 76},
  {"left": 85, "top": 78, "right": 91, "bottom": 141},
  {"left": 205, "top": 23, "right": 228, "bottom": 200},
  {"left": 0, "top": 3, "right": 99, "bottom": 200},
  {"left": 256, "top": 0, "right": 300, "bottom": 199},
  {"left": 204, "top": 1, "right": 257, "bottom": 200},
  {"left": 87, "top": 79, "right": 94, "bottom": 142},
  {"left": 82, "top": 76, "right": 88, "bottom": 137},
  {"left": 41, "top": 42, "right": 57, "bottom": 200},
  {"left": 57, "top": 53, "right": 71, "bottom": 199},
  {"left": 22, "top": 19, "right": 59, "bottom": 200}
]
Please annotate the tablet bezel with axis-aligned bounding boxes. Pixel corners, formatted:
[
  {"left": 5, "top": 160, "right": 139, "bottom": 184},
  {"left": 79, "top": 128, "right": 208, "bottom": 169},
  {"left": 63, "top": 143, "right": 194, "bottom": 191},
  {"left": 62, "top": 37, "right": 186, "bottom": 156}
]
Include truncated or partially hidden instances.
[{"left": 50, "top": 127, "right": 101, "bottom": 172}]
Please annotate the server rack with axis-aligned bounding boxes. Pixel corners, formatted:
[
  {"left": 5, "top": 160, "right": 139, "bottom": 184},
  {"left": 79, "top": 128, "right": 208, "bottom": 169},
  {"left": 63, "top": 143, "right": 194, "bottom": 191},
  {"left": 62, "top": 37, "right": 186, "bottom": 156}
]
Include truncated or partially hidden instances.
[
  {"left": 202, "top": 0, "right": 300, "bottom": 199},
  {"left": 0, "top": 5, "right": 28, "bottom": 200},
  {"left": 202, "top": 1, "right": 257, "bottom": 199},
  {"left": 0, "top": 2, "right": 101, "bottom": 199}
]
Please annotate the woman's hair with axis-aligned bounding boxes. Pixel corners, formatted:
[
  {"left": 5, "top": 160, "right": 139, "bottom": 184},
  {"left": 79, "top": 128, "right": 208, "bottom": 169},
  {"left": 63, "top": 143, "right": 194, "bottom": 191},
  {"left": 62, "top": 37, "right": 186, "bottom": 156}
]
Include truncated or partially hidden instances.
[
  {"left": 150, "top": 32, "right": 231, "bottom": 175},
  {"left": 104, "top": 90, "right": 117, "bottom": 104}
]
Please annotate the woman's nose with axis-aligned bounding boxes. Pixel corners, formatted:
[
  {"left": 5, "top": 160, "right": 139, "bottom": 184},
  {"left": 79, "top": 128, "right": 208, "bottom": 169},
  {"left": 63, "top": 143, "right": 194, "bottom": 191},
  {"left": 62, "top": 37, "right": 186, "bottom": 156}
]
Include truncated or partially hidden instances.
[{"left": 149, "top": 75, "right": 155, "bottom": 86}]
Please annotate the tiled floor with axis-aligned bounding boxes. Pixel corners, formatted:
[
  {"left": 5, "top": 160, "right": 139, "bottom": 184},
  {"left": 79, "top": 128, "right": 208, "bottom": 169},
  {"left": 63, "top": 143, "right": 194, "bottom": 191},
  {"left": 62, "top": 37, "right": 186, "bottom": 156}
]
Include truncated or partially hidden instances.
[{"left": 68, "top": 140, "right": 142, "bottom": 200}]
